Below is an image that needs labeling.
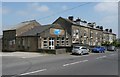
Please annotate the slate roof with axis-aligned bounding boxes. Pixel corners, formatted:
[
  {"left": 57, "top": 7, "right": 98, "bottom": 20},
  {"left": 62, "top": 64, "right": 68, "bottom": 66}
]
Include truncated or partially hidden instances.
[
  {"left": 103, "top": 30, "right": 116, "bottom": 35},
  {"left": 19, "top": 24, "right": 53, "bottom": 36},
  {"left": 8, "top": 20, "right": 40, "bottom": 30},
  {"left": 53, "top": 17, "right": 116, "bottom": 34}
]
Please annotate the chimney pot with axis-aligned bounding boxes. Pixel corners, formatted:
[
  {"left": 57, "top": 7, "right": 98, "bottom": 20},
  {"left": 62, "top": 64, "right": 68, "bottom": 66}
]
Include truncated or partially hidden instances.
[{"left": 68, "top": 16, "right": 74, "bottom": 21}]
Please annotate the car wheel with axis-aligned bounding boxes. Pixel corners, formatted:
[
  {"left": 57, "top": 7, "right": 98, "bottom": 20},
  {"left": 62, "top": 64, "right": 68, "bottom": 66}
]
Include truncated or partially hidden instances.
[
  {"left": 87, "top": 52, "right": 89, "bottom": 54},
  {"left": 81, "top": 52, "right": 83, "bottom": 55}
]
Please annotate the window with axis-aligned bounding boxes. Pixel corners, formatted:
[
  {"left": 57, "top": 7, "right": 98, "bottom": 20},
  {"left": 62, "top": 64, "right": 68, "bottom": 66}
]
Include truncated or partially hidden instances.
[
  {"left": 72, "top": 28, "right": 79, "bottom": 43},
  {"left": 13, "top": 40, "right": 15, "bottom": 44},
  {"left": 56, "top": 37, "right": 60, "bottom": 46},
  {"left": 61, "top": 37, "right": 65, "bottom": 46},
  {"left": 66, "top": 38, "right": 69, "bottom": 46},
  {"left": 44, "top": 41, "right": 47, "bottom": 43},
  {"left": 96, "top": 32, "right": 98, "bottom": 37},
  {"left": 81, "top": 47, "right": 87, "bottom": 49},
  {"left": 84, "top": 32, "right": 86, "bottom": 36},
  {"left": 22, "top": 39, "right": 25, "bottom": 46},
  {"left": 18, "top": 40, "right": 21, "bottom": 48},
  {"left": 43, "top": 38, "right": 48, "bottom": 49},
  {"left": 90, "top": 31, "right": 93, "bottom": 37},
  {"left": 27, "top": 39, "right": 30, "bottom": 47},
  {"left": 84, "top": 40, "right": 87, "bottom": 44},
  {"left": 9, "top": 39, "right": 15, "bottom": 47},
  {"left": 49, "top": 38, "right": 54, "bottom": 49},
  {"left": 9, "top": 41, "right": 12, "bottom": 46},
  {"left": 73, "top": 29, "right": 79, "bottom": 37},
  {"left": 44, "top": 38, "right": 47, "bottom": 40}
]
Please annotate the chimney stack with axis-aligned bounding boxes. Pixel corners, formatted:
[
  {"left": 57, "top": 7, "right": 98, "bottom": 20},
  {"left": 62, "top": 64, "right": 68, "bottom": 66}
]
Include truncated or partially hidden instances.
[
  {"left": 68, "top": 16, "right": 74, "bottom": 21},
  {"left": 105, "top": 29, "right": 109, "bottom": 32},
  {"left": 75, "top": 17, "right": 81, "bottom": 25},
  {"left": 109, "top": 29, "right": 112, "bottom": 33}
]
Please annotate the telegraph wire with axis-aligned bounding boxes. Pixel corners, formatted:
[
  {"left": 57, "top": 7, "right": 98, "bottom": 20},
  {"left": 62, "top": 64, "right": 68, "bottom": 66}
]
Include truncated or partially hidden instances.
[{"left": 37, "top": 2, "right": 92, "bottom": 21}]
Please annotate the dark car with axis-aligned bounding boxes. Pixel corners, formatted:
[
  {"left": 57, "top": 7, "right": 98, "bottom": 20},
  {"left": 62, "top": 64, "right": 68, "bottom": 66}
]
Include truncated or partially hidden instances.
[{"left": 92, "top": 46, "right": 106, "bottom": 53}]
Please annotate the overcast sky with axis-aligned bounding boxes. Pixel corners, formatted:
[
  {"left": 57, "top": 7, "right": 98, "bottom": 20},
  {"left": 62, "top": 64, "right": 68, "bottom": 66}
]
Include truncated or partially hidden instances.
[{"left": 0, "top": 1, "right": 118, "bottom": 37}]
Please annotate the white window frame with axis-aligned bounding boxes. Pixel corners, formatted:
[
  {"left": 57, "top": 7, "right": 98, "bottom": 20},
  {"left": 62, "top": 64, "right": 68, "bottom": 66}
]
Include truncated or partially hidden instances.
[
  {"left": 49, "top": 38, "right": 54, "bottom": 49},
  {"left": 61, "top": 37, "right": 65, "bottom": 46}
]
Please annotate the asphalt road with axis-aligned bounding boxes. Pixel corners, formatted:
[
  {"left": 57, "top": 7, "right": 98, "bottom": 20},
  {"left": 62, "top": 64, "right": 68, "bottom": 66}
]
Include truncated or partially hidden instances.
[{"left": 2, "top": 51, "right": 119, "bottom": 76}]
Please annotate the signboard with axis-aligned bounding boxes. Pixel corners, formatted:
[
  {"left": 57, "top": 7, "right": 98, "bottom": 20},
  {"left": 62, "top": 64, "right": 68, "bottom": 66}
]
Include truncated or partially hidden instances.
[
  {"left": 50, "top": 28, "right": 64, "bottom": 36},
  {"left": 54, "top": 29, "right": 61, "bottom": 35}
]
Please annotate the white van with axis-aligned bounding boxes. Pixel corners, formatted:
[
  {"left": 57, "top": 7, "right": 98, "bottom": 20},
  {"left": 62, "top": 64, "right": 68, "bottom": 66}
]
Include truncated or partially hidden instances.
[{"left": 107, "top": 46, "right": 116, "bottom": 51}]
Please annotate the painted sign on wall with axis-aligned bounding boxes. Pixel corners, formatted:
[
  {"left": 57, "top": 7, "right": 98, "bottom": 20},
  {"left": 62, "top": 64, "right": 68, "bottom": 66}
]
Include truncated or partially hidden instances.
[
  {"left": 50, "top": 28, "right": 64, "bottom": 36},
  {"left": 54, "top": 29, "right": 61, "bottom": 35}
]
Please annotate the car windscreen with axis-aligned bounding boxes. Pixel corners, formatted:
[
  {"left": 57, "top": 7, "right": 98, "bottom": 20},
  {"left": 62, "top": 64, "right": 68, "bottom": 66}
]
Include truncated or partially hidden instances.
[
  {"left": 74, "top": 47, "right": 80, "bottom": 49},
  {"left": 81, "top": 47, "right": 87, "bottom": 49},
  {"left": 96, "top": 46, "right": 100, "bottom": 48}
]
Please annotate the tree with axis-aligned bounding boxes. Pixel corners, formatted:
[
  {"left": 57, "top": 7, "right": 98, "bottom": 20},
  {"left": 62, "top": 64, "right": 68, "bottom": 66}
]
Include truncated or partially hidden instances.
[
  {"left": 102, "top": 41, "right": 110, "bottom": 46},
  {"left": 111, "top": 40, "right": 120, "bottom": 47}
]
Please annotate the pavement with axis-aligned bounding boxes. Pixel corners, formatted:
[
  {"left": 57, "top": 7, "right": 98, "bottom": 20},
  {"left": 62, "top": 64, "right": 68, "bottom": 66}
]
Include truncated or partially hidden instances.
[
  {"left": 2, "top": 50, "right": 119, "bottom": 76},
  {"left": 0, "top": 52, "right": 47, "bottom": 58}
]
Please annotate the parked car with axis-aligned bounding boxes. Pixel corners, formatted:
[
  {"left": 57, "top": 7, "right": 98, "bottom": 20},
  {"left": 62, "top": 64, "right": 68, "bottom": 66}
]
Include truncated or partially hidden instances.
[
  {"left": 107, "top": 46, "right": 116, "bottom": 51},
  {"left": 72, "top": 46, "right": 89, "bottom": 55},
  {"left": 92, "top": 46, "right": 106, "bottom": 53}
]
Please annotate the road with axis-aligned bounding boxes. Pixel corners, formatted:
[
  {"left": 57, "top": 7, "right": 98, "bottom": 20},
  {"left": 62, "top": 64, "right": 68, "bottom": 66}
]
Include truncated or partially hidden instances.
[{"left": 2, "top": 51, "right": 119, "bottom": 76}]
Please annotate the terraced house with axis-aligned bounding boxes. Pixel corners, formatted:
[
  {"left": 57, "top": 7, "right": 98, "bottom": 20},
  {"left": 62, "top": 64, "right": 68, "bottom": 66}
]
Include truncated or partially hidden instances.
[{"left": 2, "top": 16, "right": 116, "bottom": 52}]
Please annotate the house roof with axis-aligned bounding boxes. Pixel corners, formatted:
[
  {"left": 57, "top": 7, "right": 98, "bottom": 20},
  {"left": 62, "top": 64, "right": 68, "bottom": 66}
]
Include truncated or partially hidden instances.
[
  {"left": 7, "top": 20, "right": 40, "bottom": 30},
  {"left": 103, "top": 30, "right": 116, "bottom": 35},
  {"left": 53, "top": 17, "right": 95, "bottom": 29},
  {"left": 53, "top": 17, "right": 116, "bottom": 34},
  {"left": 53, "top": 17, "right": 74, "bottom": 24},
  {"left": 19, "top": 24, "right": 54, "bottom": 36}
]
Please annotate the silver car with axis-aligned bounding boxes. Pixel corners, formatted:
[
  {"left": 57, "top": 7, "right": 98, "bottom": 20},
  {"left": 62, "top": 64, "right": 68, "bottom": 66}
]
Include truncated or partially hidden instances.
[{"left": 72, "top": 46, "right": 89, "bottom": 55}]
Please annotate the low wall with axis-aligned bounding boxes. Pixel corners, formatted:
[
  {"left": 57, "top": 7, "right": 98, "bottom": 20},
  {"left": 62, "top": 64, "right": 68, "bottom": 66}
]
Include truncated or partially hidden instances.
[
  {"left": 55, "top": 46, "right": 72, "bottom": 52},
  {"left": 56, "top": 49, "right": 66, "bottom": 54},
  {"left": 38, "top": 48, "right": 66, "bottom": 54}
]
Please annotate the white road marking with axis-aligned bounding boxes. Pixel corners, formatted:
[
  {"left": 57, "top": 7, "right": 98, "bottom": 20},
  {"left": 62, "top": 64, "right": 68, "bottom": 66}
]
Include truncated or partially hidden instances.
[
  {"left": 21, "top": 57, "right": 26, "bottom": 58},
  {"left": 82, "top": 60, "right": 89, "bottom": 62},
  {"left": 96, "top": 56, "right": 107, "bottom": 59},
  {"left": 20, "top": 55, "right": 44, "bottom": 58},
  {"left": 71, "top": 56, "right": 82, "bottom": 57},
  {"left": 63, "top": 60, "right": 88, "bottom": 67},
  {"left": 20, "top": 69, "right": 47, "bottom": 75},
  {"left": 110, "top": 54, "right": 116, "bottom": 56},
  {"left": 71, "top": 55, "right": 89, "bottom": 57}
]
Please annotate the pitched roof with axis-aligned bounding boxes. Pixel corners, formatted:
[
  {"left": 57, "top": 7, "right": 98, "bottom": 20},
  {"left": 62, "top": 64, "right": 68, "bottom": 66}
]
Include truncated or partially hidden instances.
[
  {"left": 53, "top": 17, "right": 74, "bottom": 24},
  {"left": 8, "top": 20, "right": 40, "bottom": 30},
  {"left": 53, "top": 17, "right": 114, "bottom": 32},
  {"left": 19, "top": 24, "right": 53, "bottom": 36}
]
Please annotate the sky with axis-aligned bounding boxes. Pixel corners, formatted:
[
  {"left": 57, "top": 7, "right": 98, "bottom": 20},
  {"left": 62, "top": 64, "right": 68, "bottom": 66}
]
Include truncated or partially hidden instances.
[{"left": 0, "top": 2, "right": 118, "bottom": 38}]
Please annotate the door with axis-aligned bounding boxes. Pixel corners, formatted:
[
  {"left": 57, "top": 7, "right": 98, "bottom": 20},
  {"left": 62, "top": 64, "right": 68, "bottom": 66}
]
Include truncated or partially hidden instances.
[{"left": 49, "top": 38, "right": 55, "bottom": 49}]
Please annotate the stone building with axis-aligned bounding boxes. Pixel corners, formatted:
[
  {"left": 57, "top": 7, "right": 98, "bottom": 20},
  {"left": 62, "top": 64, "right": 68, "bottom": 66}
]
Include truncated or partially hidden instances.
[
  {"left": 2, "top": 20, "right": 41, "bottom": 51},
  {"left": 2, "top": 16, "right": 116, "bottom": 52}
]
